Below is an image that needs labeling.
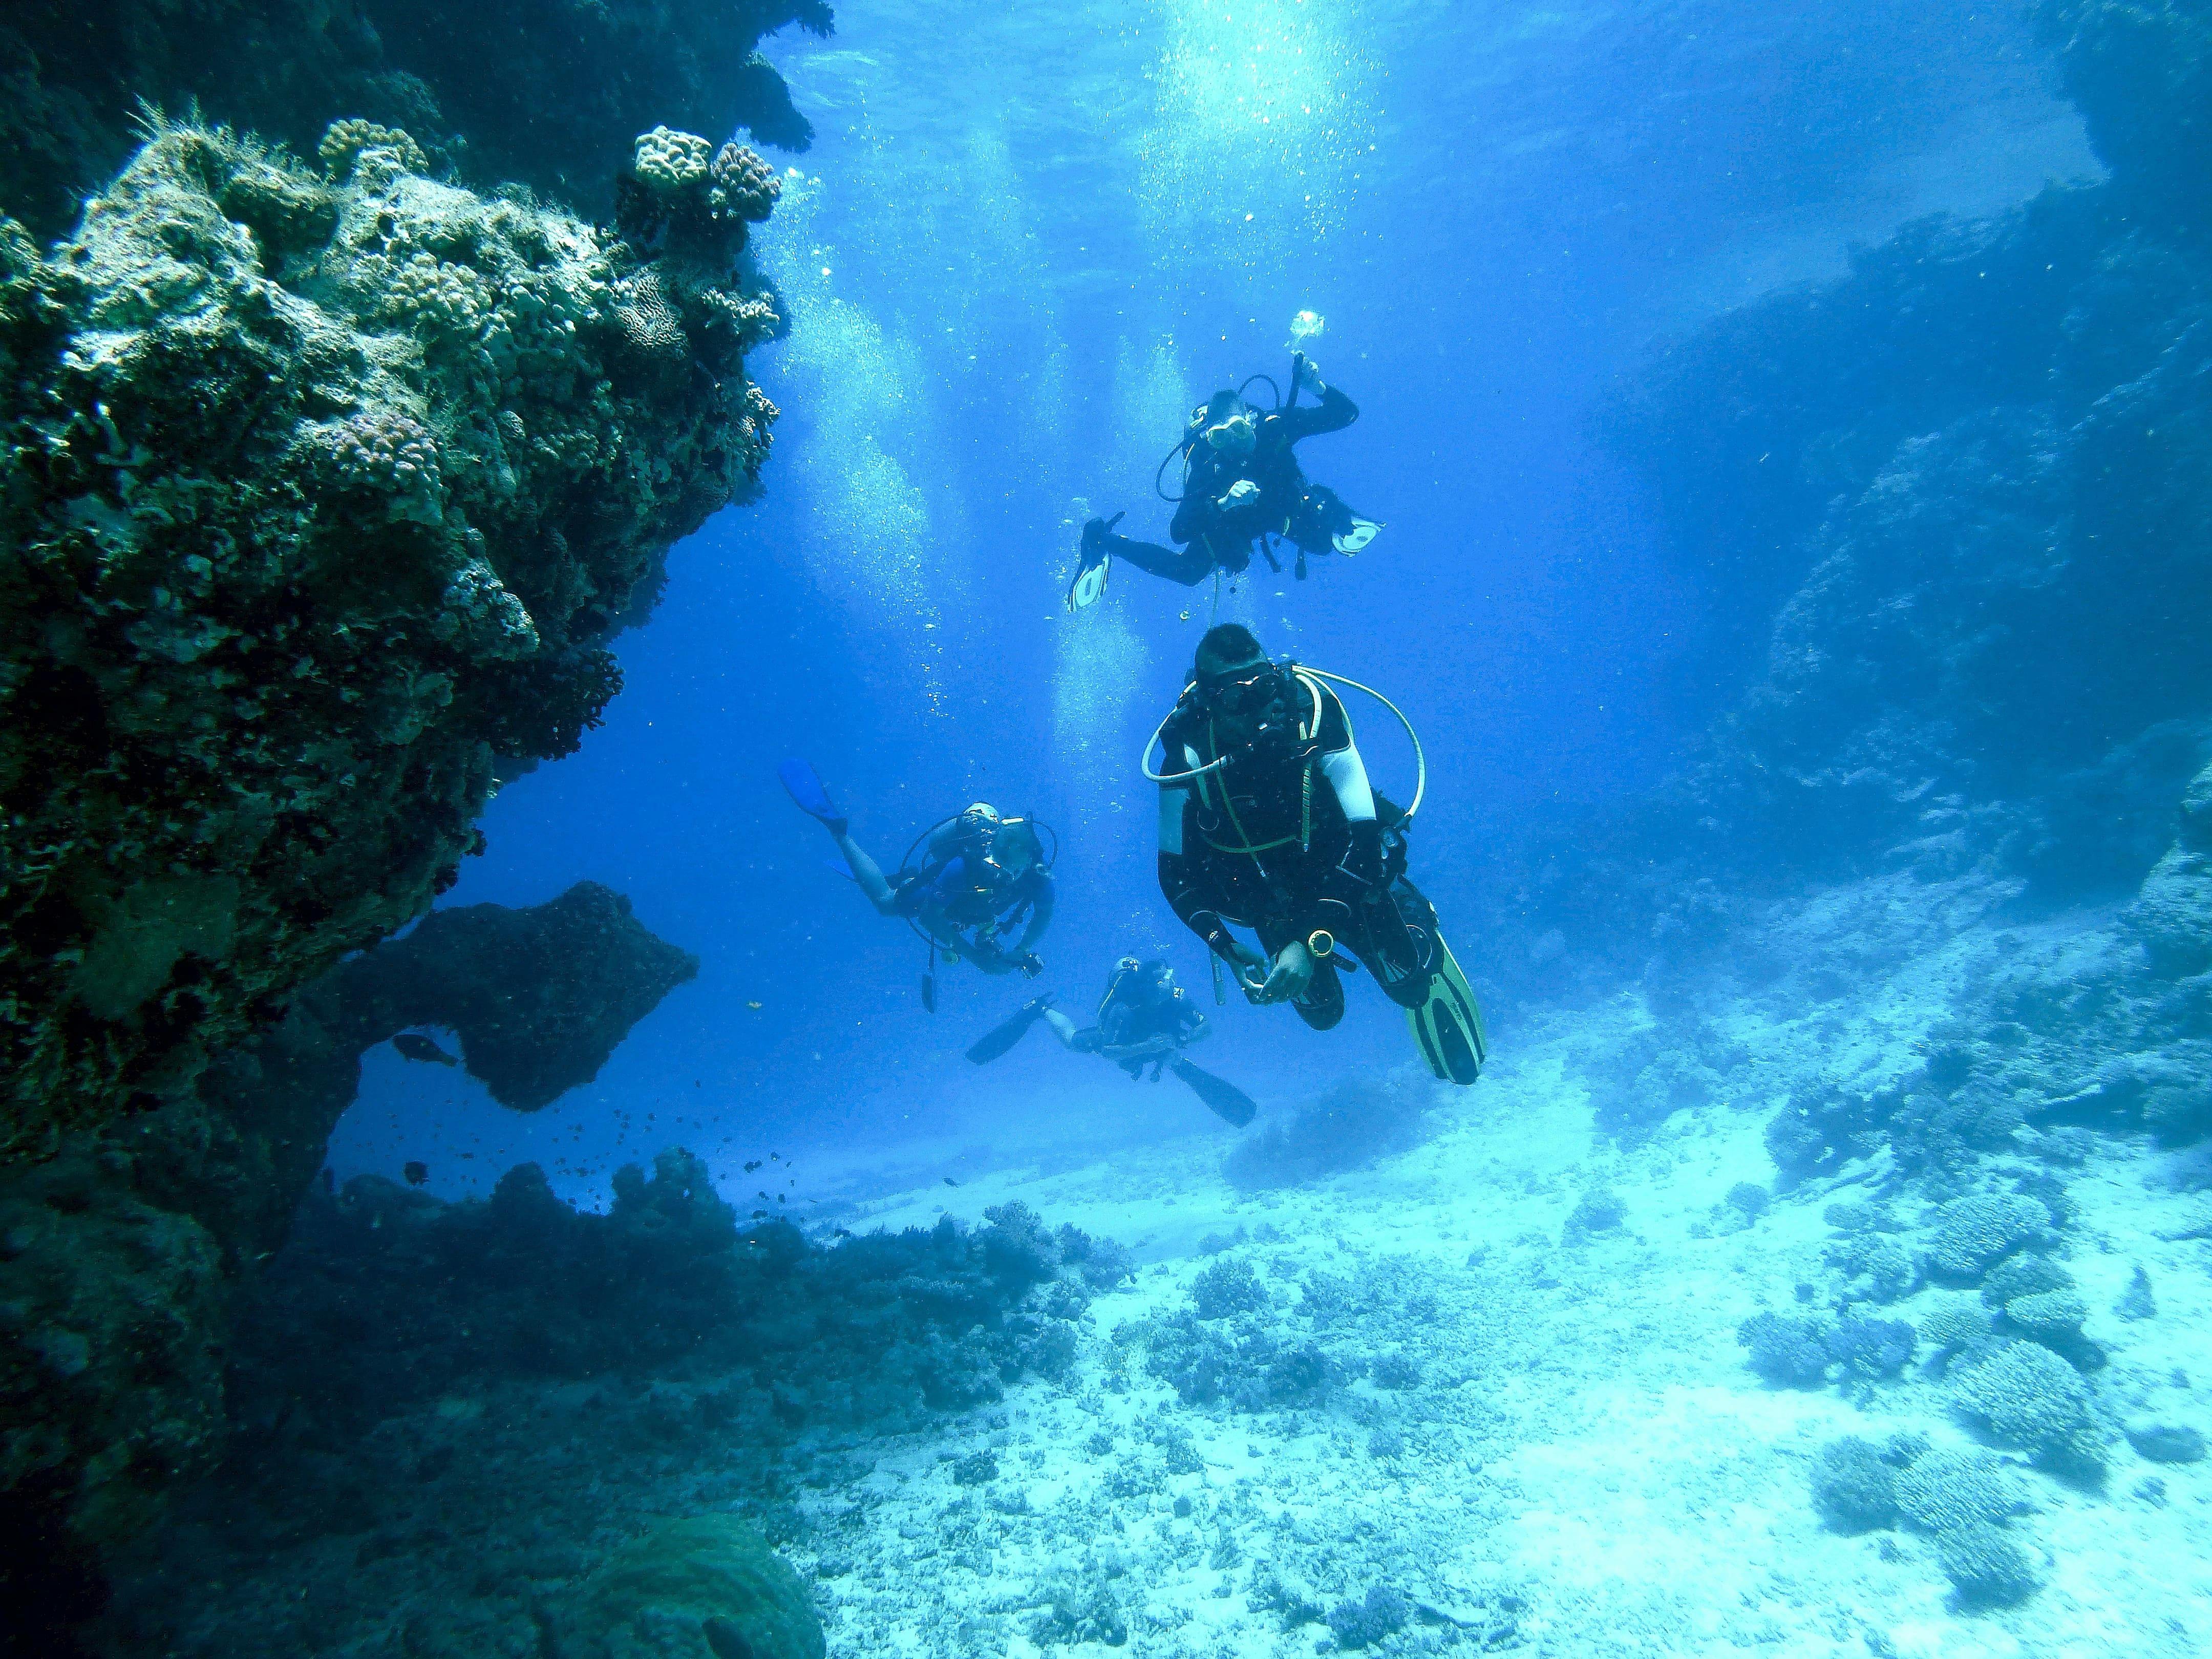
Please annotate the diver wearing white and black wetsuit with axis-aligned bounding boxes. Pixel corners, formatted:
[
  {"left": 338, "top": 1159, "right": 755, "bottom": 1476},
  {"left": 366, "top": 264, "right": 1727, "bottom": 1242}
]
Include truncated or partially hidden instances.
[{"left": 1153, "top": 634, "right": 1451, "bottom": 1031}]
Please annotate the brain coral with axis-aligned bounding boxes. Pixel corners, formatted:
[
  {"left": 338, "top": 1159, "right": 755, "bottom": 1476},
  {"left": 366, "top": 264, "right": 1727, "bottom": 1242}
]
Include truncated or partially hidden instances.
[
  {"left": 0, "top": 117, "right": 780, "bottom": 1157},
  {"left": 558, "top": 1513, "right": 826, "bottom": 1659}
]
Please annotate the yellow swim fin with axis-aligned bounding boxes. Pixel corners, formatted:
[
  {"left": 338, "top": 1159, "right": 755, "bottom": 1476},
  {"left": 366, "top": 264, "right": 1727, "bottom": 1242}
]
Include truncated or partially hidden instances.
[{"left": 1406, "top": 932, "right": 1486, "bottom": 1086}]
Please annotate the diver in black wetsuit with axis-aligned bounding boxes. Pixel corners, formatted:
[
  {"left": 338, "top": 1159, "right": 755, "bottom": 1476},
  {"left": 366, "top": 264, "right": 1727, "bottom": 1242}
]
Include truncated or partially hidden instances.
[
  {"left": 1039, "top": 957, "right": 1210, "bottom": 1073},
  {"left": 966, "top": 957, "right": 1259, "bottom": 1125},
  {"left": 1145, "top": 624, "right": 1486, "bottom": 1085},
  {"left": 780, "top": 761, "right": 1054, "bottom": 986},
  {"left": 1076, "top": 355, "right": 1378, "bottom": 594}
]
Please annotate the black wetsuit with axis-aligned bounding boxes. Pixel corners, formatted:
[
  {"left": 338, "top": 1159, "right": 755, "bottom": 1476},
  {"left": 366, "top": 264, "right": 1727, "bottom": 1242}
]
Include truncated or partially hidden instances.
[
  {"left": 897, "top": 841, "right": 1054, "bottom": 967},
  {"left": 1154, "top": 676, "right": 1448, "bottom": 1030},
  {"left": 1106, "top": 385, "right": 1362, "bottom": 586},
  {"left": 1070, "top": 977, "right": 1207, "bottom": 1075}
]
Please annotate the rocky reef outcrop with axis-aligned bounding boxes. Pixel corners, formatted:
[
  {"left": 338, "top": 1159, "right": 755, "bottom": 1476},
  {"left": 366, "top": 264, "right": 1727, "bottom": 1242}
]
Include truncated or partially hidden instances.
[
  {"left": 91, "top": 1172, "right": 1106, "bottom": 1657},
  {"left": 2, "top": 119, "right": 772, "bottom": 1158},
  {"left": 1484, "top": 0, "right": 2212, "bottom": 997},
  {"left": 0, "top": 0, "right": 832, "bottom": 239},
  {"left": 0, "top": 883, "right": 696, "bottom": 1646}
]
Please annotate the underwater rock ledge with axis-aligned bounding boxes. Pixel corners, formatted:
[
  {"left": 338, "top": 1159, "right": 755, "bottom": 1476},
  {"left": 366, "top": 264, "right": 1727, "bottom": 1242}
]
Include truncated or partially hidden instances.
[
  {"left": 0, "top": 881, "right": 696, "bottom": 1640},
  {"left": 1, "top": 117, "right": 775, "bottom": 1162},
  {"left": 0, "top": 0, "right": 835, "bottom": 239}
]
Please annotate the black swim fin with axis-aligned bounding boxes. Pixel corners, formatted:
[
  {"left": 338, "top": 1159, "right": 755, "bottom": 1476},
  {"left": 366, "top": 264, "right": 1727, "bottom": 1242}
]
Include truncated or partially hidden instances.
[
  {"left": 1405, "top": 932, "right": 1486, "bottom": 1087},
  {"left": 1069, "top": 514, "right": 1121, "bottom": 611},
  {"left": 778, "top": 758, "right": 847, "bottom": 836},
  {"left": 1171, "top": 1058, "right": 1258, "bottom": 1128},
  {"left": 966, "top": 996, "right": 1053, "bottom": 1065}
]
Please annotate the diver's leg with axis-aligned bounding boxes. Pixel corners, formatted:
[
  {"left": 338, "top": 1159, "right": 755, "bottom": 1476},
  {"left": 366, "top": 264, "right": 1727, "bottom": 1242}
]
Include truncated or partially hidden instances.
[
  {"left": 1102, "top": 530, "right": 1217, "bottom": 587},
  {"left": 1335, "top": 880, "right": 1435, "bottom": 1009},
  {"left": 1040, "top": 1007, "right": 1081, "bottom": 1047},
  {"left": 830, "top": 832, "right": 901, "bottom": 913}
]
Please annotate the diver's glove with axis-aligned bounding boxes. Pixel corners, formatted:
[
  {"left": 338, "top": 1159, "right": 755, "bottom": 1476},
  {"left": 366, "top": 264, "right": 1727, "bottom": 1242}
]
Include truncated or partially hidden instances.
[{"left": 1336, "top": 818, "right": 1389, "bottom": 887}]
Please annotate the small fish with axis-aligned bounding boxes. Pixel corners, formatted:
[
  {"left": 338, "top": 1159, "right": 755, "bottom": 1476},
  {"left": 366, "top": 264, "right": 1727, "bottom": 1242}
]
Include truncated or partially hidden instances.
[
  {"left": 833, "top": 1227, "right": 853, "bottom": 1240},
  {"left": 744, "top": 1160, "right": 762, "bottom": 1174},
  {"left": 403, "top": 1161, "right": 429, "bottom": 1186},
  {"left": 751, "top": 1209, "right": 768, "bottom": 1220},
  {"left": 943, "top": 1176, "right": 961, "bottom": 1187},
  {"left": 392, "top": 1032, "right": 457, "bottom": 1067},
  {"left": 747, "top": 1001, "right": 763, "bottom": 1010}
]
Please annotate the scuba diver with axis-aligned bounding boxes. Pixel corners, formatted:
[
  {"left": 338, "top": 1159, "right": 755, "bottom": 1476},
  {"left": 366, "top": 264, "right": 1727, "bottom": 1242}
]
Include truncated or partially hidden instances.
[
  {"left": 966, "top": 957, "right": 1259, "bottom": 1127},
  {"left": 779, "top": 759, "right": 1055, "bottom": 1009},
  {"left": 1141, "top": 624, "right": 1486, "bottom": 1085},
  {"left": 1070, "top": 353, "right": 1380, "bottom": 606}
]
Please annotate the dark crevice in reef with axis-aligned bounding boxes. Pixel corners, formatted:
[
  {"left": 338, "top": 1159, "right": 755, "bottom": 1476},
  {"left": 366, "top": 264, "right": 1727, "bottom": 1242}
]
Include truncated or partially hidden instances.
[
  {"left": 0, "top": 883, "right": 696, "bottom": 1653},
  {"left": 1476, "top": 0, "right": 2212, "bottom": 1003}
]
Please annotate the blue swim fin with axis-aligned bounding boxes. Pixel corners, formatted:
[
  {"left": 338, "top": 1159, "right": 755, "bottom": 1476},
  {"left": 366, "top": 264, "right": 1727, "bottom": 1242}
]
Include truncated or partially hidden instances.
[{"left": 778, "top": 758, "right": 848, "bottom": 837}]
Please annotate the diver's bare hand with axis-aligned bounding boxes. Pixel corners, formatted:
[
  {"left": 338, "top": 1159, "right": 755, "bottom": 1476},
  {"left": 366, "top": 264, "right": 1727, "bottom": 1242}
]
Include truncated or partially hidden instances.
[
  {"left": 1295, "top": 356, "right": 1325, "bottom": 394},
  {"left": 1260, "top": 940, "right": 1315, "bottom": 1004},
  {"left": 1218, "top": 478, "right": 1260, "bottom": 511}
]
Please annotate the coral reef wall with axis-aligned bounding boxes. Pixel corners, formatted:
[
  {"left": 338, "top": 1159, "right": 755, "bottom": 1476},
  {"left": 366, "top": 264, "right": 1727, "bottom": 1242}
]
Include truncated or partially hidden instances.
[
  {"left": 1, "top": 0, "right": 821, "bottom": 1634},
  {"left": 1, "top": 119, "right": 773, "bottom": 1159},
  {"left": 0, "top": 882, "right": 695, "bottom": 1637},
  {"left": 0, "top": 0, "right": 832, "bottom": 239},
  {"left": 1490, "top": 0, "right": 2212, "bottom": 991}
]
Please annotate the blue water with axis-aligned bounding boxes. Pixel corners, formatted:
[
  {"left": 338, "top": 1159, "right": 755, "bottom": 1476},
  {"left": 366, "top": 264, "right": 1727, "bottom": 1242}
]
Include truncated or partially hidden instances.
[{"left": 327, "top": 0, "right": 2096, "bottom": 1195}]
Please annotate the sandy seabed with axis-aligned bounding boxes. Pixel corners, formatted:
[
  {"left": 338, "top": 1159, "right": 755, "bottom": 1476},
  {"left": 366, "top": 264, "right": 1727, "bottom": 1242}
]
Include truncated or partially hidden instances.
[{"left": 802, "top": 934, "right": 2211, "bottom": 1659}]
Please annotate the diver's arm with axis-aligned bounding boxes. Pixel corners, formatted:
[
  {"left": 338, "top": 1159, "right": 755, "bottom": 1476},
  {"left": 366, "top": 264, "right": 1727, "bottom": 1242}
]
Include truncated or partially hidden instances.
[
  {"left": 1285, "top": 380, "right": 1357, "bottom": 441},
  {"left": 1320, "top": 738, "right": 1377, "bottom": 822},
  {"left": 1321, "top": 714, "right": 1390, "bottom": 886},
  {"left": 1012, "top": 874, "right": 1054, "bottom": 954}
]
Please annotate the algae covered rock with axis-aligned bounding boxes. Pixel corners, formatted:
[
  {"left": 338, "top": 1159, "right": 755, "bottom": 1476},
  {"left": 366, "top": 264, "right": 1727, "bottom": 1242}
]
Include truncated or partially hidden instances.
[
  {"left": 560, "top": 1514, "right": 825, "bottom": 1659},
  {"left": 0, "top": 0, "right": 832, "bottom": 240},
  {"left": 0, "top": 119, "right": 776, "bottom": 1157}
]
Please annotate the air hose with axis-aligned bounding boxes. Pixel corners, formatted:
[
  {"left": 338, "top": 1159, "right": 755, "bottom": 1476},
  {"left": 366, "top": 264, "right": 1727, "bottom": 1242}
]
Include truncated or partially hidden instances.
[{"left": 1140, "top": 665, "right": 1427, "bottom": 823}]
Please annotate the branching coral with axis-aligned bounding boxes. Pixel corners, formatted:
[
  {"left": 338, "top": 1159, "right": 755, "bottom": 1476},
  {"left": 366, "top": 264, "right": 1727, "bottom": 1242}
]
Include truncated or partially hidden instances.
[
  {"left": 1929, "top": 1193, "right": 2052, "bottom": 1280},
  {"left": 1951, "top": 1341, "right": 2106, "bottom": 1474}
]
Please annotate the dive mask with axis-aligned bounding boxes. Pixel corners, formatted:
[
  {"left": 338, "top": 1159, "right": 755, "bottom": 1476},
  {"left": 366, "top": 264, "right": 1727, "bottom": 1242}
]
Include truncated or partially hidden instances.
[
  {"left": 1202, "top": 412, "right": 1256, "bottom": 454},
  {"left": 1202, "top": 660, "right": 1290, "bottom": 717}
]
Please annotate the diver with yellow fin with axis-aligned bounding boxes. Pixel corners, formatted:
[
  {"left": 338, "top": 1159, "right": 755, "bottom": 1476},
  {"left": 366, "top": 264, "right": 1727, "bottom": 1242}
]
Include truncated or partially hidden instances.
[
  {"left": 1142, "top": 625, "right": 1485, "bottom": 1084},
  {"left": 1073, "top": 352, "right": 1380, "bottom": 604}
]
